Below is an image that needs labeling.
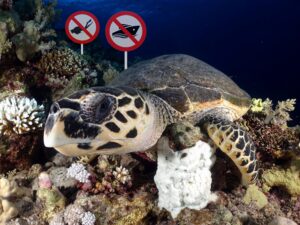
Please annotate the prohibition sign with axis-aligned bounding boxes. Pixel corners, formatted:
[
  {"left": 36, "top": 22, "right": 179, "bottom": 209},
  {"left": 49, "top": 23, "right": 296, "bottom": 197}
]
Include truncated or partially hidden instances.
[
  {"left": 65, "top": 11, "right": 100, "bottom": 54},
  {"left": 105, "top": 11, "right": 147, "bottom": 52}
]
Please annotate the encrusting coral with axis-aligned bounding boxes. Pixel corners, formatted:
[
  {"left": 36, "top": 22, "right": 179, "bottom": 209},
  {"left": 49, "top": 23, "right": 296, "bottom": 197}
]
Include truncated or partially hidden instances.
[
  {"left": 262, "top": 157, "right": 300, "bottom": 196},
  {"left": 0, "top": 96, "right": 44, "bottom": 135}
]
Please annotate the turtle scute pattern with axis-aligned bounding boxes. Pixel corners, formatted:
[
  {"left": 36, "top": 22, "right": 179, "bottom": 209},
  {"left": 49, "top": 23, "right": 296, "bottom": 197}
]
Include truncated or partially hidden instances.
[{"left": 205, "top": 118, "right": 258, "bottom": 185}]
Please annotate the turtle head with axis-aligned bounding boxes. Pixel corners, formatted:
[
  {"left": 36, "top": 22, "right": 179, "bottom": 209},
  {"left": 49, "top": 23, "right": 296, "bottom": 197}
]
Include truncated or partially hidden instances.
[{"left": 44, "top": 87, "right": 155, "bottom": 156}]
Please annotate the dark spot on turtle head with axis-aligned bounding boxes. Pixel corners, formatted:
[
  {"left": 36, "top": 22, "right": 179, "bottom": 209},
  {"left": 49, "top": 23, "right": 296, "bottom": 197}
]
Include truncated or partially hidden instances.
[
  {"left": 97, "top": 142, "right": 122, "bottom": 150},
  {"left": 244, "top": 134, "right": 249, "bottom": 143},
  {"left": 127, "top": 110, "right": 137, "bottom": 119},
  {"left": 180, "top": 153, "right": 187, "bottom": 159},
  {"left": 105, "top": 122, "right": 120, "bottom": 133},
  {"left": 57, "top": 99, "right": 81, "bottom": 111},
  {"left": 118, "top": 97, "right": 132, "bottom": 107},
  {"left": 134, "top": 97, "right": 144, "bottom": 109},
  {"left": 68, "top": 89, "right": 91, "bottom": 99},
  {"left": 115, "top": 111, "right": 127, "bottom": 123},
  {"left": 236, "top": 152, "right": 241, "bottom": 158},
  {"left": 44, "top": 115, "right": 55, "bottom": 135},
  {"left": 247, "top": 162, "right": 256, "bottom": 173},
  {"left": 78, "top": 143, "right": 92, "bottom": 150},
  {"left": 63, "top": 112, "right": 100, "bottom": 139},
  {"left": 126, "top": 127, "right": 137, "bottom": 138}
]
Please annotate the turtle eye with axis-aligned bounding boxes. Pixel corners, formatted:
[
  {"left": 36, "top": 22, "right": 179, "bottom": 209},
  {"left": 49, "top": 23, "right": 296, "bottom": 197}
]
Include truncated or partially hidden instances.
[
  {"left": 95, "top": 96, "right": 115, "bottom": 123},
  {"left": 50, "top": 103, "right": 60, "bottom": 114}
]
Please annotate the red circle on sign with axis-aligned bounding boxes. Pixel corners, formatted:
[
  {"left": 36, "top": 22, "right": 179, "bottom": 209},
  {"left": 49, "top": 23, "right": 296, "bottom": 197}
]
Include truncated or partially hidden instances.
[
  {"left": 105, "top": 11, "right": 147, "bottom": 52},
  {"left": 65, "top": 11, "right": 100, "bottom": 44}
]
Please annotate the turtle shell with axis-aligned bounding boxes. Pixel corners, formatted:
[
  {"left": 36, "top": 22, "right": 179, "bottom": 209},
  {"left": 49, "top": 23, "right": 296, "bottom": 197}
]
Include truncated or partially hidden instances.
[{"left": 110, "top": 54, "right": 251, "bottom": 118}]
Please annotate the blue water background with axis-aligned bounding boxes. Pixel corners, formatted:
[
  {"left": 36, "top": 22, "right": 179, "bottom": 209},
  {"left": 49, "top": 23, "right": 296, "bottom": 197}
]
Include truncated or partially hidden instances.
[{"left": 55, "top": 0, "right": 300, "bottom": 122}]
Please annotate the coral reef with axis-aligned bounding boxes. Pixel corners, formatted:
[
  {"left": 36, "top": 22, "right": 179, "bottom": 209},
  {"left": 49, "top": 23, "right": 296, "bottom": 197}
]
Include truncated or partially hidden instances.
[
  {"left": 250, "top": 98, "right": 296, "bottom": 129},
  {"left": 35, "top": 48, "right": 95, "bottom": 89},
  {"left": 96, "top": 60, "right": 120, "bottom": 85},
  {"left": 239, "top": 109, "right": 299, "bottom": 161},
  {"left": 0, "top": 0, "right": 57, "bottom": 63},
  {"left": 0, "top": 96, "right": 44, "bottom": 135}
]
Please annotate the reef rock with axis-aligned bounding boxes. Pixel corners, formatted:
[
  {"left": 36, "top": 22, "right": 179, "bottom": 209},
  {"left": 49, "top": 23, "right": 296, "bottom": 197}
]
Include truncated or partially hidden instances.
[
  {"left": 154, "top": 136, "right": 217, "bottom": 218},
  {"left": 268, "top": 216, "right": 297, "bottom": 225}
]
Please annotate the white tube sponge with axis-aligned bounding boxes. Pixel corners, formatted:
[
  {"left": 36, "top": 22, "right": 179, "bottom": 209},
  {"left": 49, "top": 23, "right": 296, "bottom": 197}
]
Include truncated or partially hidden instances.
[{"left": 154, "top": 137, "right": 217, "bottom": 218}]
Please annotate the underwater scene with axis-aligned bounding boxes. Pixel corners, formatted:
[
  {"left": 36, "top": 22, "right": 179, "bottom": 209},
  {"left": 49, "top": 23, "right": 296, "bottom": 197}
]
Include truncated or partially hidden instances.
[{"left": 0, "top": 0, "right": 300, "bottom": 224}]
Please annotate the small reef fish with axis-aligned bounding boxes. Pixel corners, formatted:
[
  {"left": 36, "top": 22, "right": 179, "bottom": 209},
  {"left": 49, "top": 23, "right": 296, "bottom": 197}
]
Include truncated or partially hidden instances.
[
  {"left": 71, "top": 19, "right": 93, "bottom": 35},
  {"left": 112, "top": 24, "right": 140, "bottom": 38}
]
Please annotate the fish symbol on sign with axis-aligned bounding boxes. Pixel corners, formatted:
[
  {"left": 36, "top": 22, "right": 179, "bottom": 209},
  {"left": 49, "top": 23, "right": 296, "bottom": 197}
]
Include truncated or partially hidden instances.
[
  {"left": 112, "top": 24, "right": 140, "bottom": 38},
  {"left": 71, "top": 19, "right": 93, "bottom": 35}
]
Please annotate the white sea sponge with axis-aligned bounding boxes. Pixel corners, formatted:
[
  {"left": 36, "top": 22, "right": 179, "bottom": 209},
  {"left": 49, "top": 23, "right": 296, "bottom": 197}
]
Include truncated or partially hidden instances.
[
  {"left": 67, "top": 163, "right": 91, "bottom": 183},
  {"left": 154, "top": 137, "right": 217, "bottom": 218},
  {"left": 0, "top": 96, "right": 44, "bottom": 135}
]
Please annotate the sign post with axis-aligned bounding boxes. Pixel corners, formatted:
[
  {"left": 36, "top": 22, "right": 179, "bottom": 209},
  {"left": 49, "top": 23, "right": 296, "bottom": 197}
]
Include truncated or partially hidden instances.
[
  {"left": 65, "top": 11, "right": 100, "bottom": 55},
  {"left": 105, "top": 11, "right": 147, "bottom": 70}
]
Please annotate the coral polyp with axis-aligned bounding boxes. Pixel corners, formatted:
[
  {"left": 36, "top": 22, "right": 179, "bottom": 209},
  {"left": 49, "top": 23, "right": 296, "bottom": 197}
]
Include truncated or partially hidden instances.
[{"left": 0, "top": 96, "right": 44, "bottom": 135}]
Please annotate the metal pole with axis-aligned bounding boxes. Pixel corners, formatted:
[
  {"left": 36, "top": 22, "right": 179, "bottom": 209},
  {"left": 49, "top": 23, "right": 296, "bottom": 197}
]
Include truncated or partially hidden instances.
[
  {"left": 124, "top": 51, "right": 128, "bottom": 70},
  {"left": 81, "top": 44, "right": 84, "bottom": 55}
]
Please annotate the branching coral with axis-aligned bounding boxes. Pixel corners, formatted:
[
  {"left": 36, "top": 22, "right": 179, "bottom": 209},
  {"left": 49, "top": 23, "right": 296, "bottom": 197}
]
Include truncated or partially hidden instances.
[
  {"left": 67, "top": 163, "right": 91, "bottom": 184},
  {"left": 0, "top": 96, "right": 44, "bottom": 135},
  {"left": 251, "top": 98, "right": 296, "bottom": 129}
]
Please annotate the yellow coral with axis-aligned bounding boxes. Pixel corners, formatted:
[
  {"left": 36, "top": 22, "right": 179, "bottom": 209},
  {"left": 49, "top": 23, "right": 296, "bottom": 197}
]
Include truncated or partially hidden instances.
[
  {"left": 262, "top": 158, "right": 300, "bottom": 196},
  {"left": 250, "top": 98, "right": 264, "bottom": 113}
]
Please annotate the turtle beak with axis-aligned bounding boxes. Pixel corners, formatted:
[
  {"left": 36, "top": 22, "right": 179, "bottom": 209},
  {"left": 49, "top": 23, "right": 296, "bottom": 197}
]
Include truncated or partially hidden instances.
[{"left": 43, "top": 103, "right": 101, "bottom": 148}]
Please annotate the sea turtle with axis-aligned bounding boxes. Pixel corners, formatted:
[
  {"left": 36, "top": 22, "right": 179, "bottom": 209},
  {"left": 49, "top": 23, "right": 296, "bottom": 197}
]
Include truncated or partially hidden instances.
[{"left": 44, "top": 54, "right": 258, "bottom": 186}]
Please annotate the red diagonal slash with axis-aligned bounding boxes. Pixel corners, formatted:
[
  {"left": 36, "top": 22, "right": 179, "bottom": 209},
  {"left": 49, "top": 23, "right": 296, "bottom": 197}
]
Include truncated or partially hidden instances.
[
  {"left": 113, "top": 18, "right": 139, "bottom": 45},
  {"left": 72, "top": 16, "right": 93, "bottom": 38}
]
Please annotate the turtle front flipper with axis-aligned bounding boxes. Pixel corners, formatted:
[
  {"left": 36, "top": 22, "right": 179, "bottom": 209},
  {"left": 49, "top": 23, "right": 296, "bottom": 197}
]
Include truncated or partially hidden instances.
[{"left": 201, "top": 117, "right": 258, "bottom": 186}]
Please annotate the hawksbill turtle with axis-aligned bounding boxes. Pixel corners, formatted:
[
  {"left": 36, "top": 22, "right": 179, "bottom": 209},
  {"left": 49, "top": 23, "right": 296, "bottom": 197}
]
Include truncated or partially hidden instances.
[{"left": 44, "top": 54, "right": 258, "bottom": 186}]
